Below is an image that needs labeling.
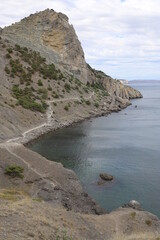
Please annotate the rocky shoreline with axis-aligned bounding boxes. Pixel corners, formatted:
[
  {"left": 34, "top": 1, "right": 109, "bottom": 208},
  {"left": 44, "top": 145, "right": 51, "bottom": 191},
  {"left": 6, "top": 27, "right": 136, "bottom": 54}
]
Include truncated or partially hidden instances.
[
  {"left": 8, "top": 95, "right": 130, "bottom": 146},
  {"left": 0, "top": 97, "right": 137, "bottom": 215},
  {"left": 0, "top": 9, "right": 159, "bottom": 239}
]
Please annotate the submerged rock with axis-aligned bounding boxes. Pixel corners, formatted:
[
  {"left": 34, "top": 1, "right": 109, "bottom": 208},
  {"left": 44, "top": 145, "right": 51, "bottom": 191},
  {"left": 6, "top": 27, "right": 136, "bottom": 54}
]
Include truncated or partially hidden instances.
[{"left": 99, "top": 173, "right": 114, "bottom": 181}]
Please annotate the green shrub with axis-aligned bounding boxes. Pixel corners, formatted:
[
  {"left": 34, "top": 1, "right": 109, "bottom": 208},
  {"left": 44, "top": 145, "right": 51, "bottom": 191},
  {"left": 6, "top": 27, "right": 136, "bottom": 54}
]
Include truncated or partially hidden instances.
[
  {"left": 145, "top": 220, "right": 152, "bottom": 226},
  {"left": 91, "top": 82, "right": 106, "bottom": 91},
  {"left": 53, "top": 93, "right": 59, "bottom": 99},
  {"left": 12, "top": 85, "right": 48, "bottom": 113},
  {"left": 64, "top": 105, "right": 69, "bottom": 111},
  {"left": 7, "top": 48, "right": 13, "bottom": 54},
  {"left": 94, "top": 102, "right": 99, "bottom": 108},
  {"left": 38, "top": 79, "right": 43, "bottom": 86},
  {"left": 5, "top": 165, "right": 24, "bottom": 179},
  {"left": 48, "top": 85, "right": 52, "bottom": 91},
  {"left": 64, "top": 83, "right": 71, "bottom": 92},
  {"left": 85, "top": 100, "right": 91, "bottom": 105},
  {"left": 102, "top": 91, "right": 109, "bottom": 97},
  {"left": 38, "top": 88, "right": 48, "bottom": 100},
  {"left": 4, "top": 66, "right": 10, "bottom": 74},
  {"left": 86, "top": 81, "right": 90, "bottom": 86},
  {"left": 6, "top": 53, "right": 11, "bottom": 59},
  {"left": 83, "top": 87, "right": 89, "bottom": 93},
  {"left": 15, "top": 44, "right": 21, "bottom": 51}
]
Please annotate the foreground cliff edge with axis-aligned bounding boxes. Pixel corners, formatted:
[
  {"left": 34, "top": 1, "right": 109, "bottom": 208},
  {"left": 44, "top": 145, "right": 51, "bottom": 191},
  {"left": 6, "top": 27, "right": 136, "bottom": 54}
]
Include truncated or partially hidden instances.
[{"left": 0, "top": 9, "right": 159, "bottom": 240}]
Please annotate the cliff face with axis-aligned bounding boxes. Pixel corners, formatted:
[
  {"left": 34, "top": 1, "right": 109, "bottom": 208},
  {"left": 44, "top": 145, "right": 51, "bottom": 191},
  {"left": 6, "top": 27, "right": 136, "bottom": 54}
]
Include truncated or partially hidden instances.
[
  {"left": 1, "top": 9, "right": 88, "bottom": 83},
  {"left": 0, "top": 9, "right": 142, "bottom": 143},
  {"left": 1, "top": 9, "right": 142, "bottom": 100},
  {"left": 0, "top": 9, "right": 159, "bottom": 240}
]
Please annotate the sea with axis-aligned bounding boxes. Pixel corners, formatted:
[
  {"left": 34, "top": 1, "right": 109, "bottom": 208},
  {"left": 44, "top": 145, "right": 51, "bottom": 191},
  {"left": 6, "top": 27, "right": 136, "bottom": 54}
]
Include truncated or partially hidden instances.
[{"left": 29, "top": 82, "right": 160, "bottom": 218}]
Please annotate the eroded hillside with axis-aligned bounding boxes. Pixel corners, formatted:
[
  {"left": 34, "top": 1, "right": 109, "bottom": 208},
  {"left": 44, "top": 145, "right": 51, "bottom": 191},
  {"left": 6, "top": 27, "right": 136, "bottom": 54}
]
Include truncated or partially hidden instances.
[
  {"left": 0, "top": 9, "right": 153, "bottom": 240},
  {"left": 0, "top": 9, "right": 142, "bottom": 142}
]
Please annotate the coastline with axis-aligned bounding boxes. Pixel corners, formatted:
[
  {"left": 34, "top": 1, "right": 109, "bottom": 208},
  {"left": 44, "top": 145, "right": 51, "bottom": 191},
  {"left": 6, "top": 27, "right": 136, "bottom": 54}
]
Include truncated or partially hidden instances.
[
  {"left": 1, "top": 87, "right": 160, "bottom": 239},
  {"left": 0, "top": 97, "right": 132, "bottom": 214},
  {"left": 8, "top": 94, "right": 132, "bottom": 147}
]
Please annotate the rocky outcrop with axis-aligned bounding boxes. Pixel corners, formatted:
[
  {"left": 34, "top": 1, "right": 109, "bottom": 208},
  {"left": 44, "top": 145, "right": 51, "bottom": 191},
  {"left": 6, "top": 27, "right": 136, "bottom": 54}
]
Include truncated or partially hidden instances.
[
  {"left": 123, "top": 200, "right": 142, "bottom": 210},
  {"left": 1, "top": 9, "right": 89, "bottom": 83},
  {"left": 102, "top": 76, "right": 142, "bottom": 99},
  {"left": 0, "top": 143, "right": 105, "bottom": 215},
  {"left": 0, "top": 143, "right": 160, "bottom": 239},
  {"left": 0, "top": 192, "right": 160, "bottom": 240},
  {"left": 1, "top": 9, "right": 142, "bottom": 101}
]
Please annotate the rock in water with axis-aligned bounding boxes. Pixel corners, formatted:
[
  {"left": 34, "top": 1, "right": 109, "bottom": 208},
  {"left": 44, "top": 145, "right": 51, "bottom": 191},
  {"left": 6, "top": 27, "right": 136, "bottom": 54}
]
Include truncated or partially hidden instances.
[
  {"left": 99, "top": 173, "right": 113, "bottom": 181},
  {"left": 123, "top": 200, "right": 142, "bottom": 210},
  {"left": 128, "top": 200, "right": 141, "bottom": 210}
]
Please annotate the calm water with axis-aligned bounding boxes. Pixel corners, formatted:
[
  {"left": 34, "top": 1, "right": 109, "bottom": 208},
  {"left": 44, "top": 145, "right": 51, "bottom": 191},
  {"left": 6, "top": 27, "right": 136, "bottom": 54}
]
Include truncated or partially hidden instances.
[{"left": 29, "top": 83, "right": 160, "bottom": 218}]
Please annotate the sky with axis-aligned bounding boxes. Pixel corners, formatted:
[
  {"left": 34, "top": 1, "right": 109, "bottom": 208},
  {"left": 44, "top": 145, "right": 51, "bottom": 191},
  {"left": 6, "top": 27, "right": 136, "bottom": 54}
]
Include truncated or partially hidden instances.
[{"left": 0, "top": 0, "right": 160, "bottom": 80}]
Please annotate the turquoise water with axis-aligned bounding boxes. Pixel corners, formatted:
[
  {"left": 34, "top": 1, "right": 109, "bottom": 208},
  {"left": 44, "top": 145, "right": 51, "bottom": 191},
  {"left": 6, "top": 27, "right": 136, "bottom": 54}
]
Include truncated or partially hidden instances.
[{"left": 29, "top": 83, "right": 160, "bottom": 218}]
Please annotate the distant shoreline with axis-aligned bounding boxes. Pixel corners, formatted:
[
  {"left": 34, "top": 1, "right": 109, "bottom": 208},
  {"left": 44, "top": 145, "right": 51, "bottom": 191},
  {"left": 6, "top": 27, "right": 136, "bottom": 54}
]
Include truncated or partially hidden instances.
[{"left": 129, "top": 80, "right": 160, "bottom": 84}]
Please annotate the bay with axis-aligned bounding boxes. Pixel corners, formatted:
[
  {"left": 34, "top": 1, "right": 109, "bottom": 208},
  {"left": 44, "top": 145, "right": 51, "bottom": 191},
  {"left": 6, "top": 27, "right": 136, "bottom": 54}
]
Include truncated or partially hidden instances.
[{"left": 29, "top": 83, "right": 160, "bottom": 218}]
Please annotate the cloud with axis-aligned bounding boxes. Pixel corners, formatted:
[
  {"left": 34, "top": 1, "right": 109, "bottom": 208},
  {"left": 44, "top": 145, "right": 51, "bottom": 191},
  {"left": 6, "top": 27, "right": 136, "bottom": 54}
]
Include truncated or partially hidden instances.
[{"left": 0, "top": 0, "right": 160, "bottom": 80}]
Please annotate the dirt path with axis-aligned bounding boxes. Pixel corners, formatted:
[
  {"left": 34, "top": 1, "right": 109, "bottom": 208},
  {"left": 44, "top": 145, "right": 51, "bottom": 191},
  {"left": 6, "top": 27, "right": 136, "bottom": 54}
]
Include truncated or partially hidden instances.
[{"left": 6, "top": 92, "right": 94, "bottom": 144}]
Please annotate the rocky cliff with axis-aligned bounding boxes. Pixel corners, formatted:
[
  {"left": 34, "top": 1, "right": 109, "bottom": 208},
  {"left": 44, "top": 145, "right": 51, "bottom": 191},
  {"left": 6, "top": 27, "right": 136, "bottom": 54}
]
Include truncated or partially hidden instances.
[
  {"left": 0, "top": 9, "right": 154, "bottom": 240},
  {"left": 1, "top": 9, "right": 88, "bottom": 83},
  {"left": 1, "top": 9, "right": 142, "bottom": 100}
]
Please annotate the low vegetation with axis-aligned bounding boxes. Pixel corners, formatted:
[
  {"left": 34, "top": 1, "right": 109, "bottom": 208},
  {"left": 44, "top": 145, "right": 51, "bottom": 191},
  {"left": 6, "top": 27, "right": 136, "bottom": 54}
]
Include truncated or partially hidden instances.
[
  {"left": 145, "top": 219, "right": 152, "bottom": 227},
  {"left": 64, "top": 105, "right": 69, "bottom": 111},
  {"left": 3, "top": 42, "right": 110, "bottom": 115},
  {"left": 5, "top": 165, "right": 24, "bottom": 179},
  {"left": 0, "top": 189, "right": 25, "bottom": 201},
  {"left": 85, "top": 100, "right": 91, "bottom": 105},
  {"left": 130, "top": 212, "right": 136, "bottom": 220},
  {"left": 12, "top": 85, "right": 48, "bottom": 113}
]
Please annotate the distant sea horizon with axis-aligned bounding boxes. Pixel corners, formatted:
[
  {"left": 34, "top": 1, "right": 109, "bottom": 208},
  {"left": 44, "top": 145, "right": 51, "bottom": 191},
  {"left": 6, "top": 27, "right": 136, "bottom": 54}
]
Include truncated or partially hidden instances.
[{"left": 129, "top": 80, "right": 160, "bottom": 83}]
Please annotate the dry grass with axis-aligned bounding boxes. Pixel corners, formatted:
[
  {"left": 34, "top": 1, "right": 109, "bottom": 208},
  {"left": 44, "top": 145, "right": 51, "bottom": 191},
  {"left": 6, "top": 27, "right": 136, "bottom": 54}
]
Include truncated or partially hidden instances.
[
  {"left": 130, "top": 211, "right": 136, "bottom": 220},
  {"left": 0, "top": 189, "right": 27, "bottom": 201},
  {"left": 111, "top": 233, "right": 160, "bottom": 240}
]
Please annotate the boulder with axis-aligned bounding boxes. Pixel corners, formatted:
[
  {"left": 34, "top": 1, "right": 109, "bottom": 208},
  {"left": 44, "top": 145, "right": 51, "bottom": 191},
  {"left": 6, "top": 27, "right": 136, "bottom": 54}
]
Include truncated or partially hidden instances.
[
  {"left": 99, "top": 173, "right": 113, "bottom": 181},
  {"left": 128, "top": 200, "right": 141, "bottom": 210},
  {"left": 123, "top": 200, "right": 142, "bottom": 210}
]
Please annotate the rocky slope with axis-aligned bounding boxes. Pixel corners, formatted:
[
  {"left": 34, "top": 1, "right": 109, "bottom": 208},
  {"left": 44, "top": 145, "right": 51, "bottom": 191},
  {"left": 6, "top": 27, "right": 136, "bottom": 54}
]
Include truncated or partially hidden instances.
[
  {"left": 1, "top": 9, "right": 141, "bottom": 93},
  {"left": 0, "top": 191, "right": 160, "bottom": 240},
  {"left": 0, "top": 143, "right": 160, "bottom": 240},
  {"left": 0, "top": 9, "right": 142, "bottom": 143},
  {"left": 0, "top": 9, "right": 157, "bottom": 240},
  {"left": 1, "top": 9, "right": 88, "bottom": 83}
]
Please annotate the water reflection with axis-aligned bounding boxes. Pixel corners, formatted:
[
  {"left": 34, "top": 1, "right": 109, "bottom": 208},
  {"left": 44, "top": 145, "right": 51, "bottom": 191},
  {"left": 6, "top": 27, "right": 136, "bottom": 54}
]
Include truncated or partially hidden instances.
[{"left": 29, "top": 84, "right": 160, "bottom": 217}]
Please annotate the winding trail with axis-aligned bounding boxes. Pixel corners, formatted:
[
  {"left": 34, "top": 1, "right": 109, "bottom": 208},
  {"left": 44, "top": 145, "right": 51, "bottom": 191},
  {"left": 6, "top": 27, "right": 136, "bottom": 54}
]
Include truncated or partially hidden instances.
[
  {"left": 0, "top": 92, "right": 94, "bottom": 185},
  {"left": 6, "top": 91, "right": 94, "bottom": 144}
]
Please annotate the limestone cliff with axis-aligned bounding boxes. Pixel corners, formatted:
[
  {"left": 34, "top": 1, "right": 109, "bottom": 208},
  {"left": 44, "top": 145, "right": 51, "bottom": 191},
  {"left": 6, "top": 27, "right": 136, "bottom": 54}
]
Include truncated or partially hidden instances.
[
  {"left": 1, "top": 9, "right": 88, "bottom": 83},
  {"left": 1, "top": 9, "right": 142, "bottom": 101},
  {"left": 0, "top": 9, "right": 142, "bottom": 143}
]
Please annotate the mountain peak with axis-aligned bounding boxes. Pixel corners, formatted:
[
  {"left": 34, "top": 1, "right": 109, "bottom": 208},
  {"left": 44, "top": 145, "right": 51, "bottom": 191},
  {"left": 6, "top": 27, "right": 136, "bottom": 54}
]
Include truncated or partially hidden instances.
[
  {"left": 1, "top": 9, "right": 87, "bottom": 81},
  {"left": 21, "top": 9, "right": 69, "bottom": 25}
]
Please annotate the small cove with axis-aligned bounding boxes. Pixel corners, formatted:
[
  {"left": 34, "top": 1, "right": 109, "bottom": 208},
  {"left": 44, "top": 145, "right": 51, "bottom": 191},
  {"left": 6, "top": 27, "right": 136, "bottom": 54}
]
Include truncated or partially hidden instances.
[{"left": 29, "top": 83, "right": 160, "bottom": 218}]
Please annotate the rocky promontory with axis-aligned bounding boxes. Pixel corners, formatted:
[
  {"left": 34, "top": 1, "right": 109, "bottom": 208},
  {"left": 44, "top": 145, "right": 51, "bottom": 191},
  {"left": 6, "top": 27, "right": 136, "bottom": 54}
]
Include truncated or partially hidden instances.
[{"left": 0, "top": 9, "right": 158, "bottom": 240}]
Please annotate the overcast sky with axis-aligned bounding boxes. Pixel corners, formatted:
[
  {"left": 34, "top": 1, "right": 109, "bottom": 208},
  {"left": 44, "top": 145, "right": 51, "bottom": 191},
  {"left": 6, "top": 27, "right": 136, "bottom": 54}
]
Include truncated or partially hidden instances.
[{"left": 0, "top": 0, "right": 160, "bottom": 80}]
